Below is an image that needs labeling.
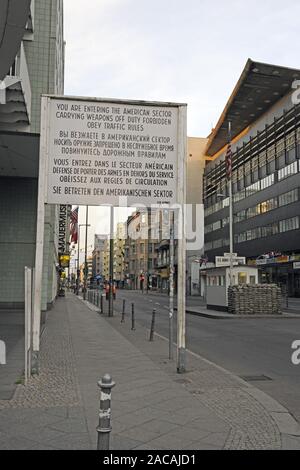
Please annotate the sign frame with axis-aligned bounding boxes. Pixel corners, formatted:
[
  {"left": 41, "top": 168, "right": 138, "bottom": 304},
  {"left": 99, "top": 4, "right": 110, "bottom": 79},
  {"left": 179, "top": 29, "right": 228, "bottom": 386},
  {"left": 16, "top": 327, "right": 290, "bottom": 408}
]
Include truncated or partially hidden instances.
[{"left": 32, "top": 95, "right": 187, "bottom": 373}]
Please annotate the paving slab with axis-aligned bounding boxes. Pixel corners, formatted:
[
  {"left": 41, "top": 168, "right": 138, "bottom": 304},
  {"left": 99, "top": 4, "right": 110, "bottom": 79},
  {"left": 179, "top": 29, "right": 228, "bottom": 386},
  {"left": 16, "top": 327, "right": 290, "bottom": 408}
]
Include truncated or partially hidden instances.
[{"left": 0, "top": 293, "right": 299, "bottom": 450}]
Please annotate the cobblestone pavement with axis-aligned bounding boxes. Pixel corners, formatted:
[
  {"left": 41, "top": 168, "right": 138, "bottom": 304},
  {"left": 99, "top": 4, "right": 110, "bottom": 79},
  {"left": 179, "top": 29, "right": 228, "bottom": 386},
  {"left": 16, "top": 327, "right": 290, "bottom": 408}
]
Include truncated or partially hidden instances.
[
  {"left": 106, "top": 302, "right": 282, "bottom": 450},
  {"left": 0, "top": 303, "right": 79, "bottom": 410},
  {"left": 0, "top": 293, "right": 299, "bottom": 449}
]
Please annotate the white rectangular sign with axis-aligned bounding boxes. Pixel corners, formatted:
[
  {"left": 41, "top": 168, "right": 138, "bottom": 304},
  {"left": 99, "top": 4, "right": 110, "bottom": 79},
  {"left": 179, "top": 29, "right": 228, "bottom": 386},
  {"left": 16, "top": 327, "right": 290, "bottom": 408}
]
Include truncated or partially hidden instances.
[
  {"left": 43, "top": 97, "right": 182, "bottom": 206},
  {"left": 294, "top": 262, "right": 300, "bottom": 270},
  {"left": 216, "top": 256, "right": 246, "bottom": 267}
]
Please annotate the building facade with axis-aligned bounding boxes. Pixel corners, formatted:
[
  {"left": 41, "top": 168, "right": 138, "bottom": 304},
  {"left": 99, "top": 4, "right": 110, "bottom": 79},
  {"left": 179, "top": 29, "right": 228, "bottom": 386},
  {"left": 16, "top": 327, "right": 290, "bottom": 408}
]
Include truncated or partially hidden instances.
[
  {"left": 0, "top": 0, "right": 65, "bottom": 311},
  {"left": 92, "top": 234, "right": 107, "bottom": 280},
  {"left": 114, "top": 223, "right": 125, "bottom": 286},
  {"left": 203, "top": 60, "right": 300, "bottom": 296}
]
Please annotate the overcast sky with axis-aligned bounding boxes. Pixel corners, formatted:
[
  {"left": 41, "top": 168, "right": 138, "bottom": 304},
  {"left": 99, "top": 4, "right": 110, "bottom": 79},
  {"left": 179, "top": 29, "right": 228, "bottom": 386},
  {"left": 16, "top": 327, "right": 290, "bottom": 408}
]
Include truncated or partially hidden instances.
[{"left": 63, "top": 0, "right": 300, "bottom": 260}]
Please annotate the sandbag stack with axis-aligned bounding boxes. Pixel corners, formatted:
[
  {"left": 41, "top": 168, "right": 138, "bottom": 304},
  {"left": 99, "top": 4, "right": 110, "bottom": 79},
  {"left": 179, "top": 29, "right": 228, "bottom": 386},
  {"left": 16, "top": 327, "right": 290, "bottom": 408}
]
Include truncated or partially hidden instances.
[{"left": 228, "top": 284, "right": 282, "bottom": 315}]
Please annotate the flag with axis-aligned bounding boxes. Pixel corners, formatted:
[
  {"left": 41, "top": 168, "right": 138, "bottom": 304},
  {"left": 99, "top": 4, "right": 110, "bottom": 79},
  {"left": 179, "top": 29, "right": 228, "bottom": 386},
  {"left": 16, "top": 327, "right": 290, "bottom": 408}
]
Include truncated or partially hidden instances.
[
  {"left": 70, "top": 206, "right": 79, "bottom": 244},
  {"left": 225, "top": 142, "right": 232, "bottom": 179}
]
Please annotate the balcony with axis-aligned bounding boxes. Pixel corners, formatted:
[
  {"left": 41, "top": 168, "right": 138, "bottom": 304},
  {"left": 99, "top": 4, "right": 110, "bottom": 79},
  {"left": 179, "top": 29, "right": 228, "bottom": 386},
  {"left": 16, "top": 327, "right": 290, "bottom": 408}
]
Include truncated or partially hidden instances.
[{"left": 0, "top": 42, "right": 31, "bottom": 131}]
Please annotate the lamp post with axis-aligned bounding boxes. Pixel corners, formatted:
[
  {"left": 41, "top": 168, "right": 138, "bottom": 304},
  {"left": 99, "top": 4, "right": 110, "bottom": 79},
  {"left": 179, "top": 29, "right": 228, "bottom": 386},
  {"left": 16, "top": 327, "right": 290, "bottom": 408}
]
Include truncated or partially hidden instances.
[
  {"left": 227, "top": 121, "right": 234, "bottom": 287},
  {"left": 83, "top": 206, "right": 89, "bottom": 301},
  {"left": 109, "top": 206, "right": 114, "bottom": 316}
]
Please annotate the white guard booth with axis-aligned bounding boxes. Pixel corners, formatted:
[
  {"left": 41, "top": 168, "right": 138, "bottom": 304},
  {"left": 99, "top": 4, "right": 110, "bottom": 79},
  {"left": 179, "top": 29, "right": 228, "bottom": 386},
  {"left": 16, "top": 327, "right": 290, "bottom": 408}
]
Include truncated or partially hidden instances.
[{"left": 204, "top": 265, "right": 259, "bottom": 311}]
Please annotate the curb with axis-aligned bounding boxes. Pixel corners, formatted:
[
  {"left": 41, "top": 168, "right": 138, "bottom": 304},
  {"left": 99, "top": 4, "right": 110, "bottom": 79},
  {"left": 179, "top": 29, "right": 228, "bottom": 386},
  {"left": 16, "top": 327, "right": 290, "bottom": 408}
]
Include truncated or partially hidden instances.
[{"left": 184, "top": 308, "right": 300, "bottom": 320}]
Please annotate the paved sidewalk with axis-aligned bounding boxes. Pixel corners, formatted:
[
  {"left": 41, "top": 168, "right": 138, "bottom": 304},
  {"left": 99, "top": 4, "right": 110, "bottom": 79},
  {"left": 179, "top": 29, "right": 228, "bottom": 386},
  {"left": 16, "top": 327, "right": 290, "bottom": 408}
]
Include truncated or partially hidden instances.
[{"left": 0, "top": 293, "right": 299, "bottom": 450}]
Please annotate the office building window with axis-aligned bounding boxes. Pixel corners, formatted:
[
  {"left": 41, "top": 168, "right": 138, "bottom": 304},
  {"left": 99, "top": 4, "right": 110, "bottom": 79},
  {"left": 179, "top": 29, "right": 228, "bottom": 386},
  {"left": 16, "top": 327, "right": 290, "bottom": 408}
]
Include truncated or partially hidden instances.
[
  {"left": 279, "top": 217, "right": 300, "bottom": 233},
  {"left": 234, "top": 210, "right": 246, "bottom": 223},
  {"left": 278, "top": 189, "right": 298, "bottom": 207},
  {"left": 213, "top": 221, "right": 221, "bottom": 231},
  {"left": 260, "top": 198, "right": 277, "bottom": 213},
  {"left": 260, "top": 174, "right": 274, "bottom": 190},
  {"left": 234, "top": 190, "right": 245, "bottom": 202},
  {"left": 235, "top": 232, "right": 247, "bottom": 244},
  {"left": 278, "top": 161, "right": 298, "bottom": 181},
  {"left": 246, "top": 181, "right": 260, "bottom": 197}
]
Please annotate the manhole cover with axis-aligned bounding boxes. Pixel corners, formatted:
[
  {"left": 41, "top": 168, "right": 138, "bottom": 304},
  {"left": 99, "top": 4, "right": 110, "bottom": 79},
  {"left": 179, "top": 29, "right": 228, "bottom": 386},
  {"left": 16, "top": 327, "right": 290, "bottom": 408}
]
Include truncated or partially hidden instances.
[{"left": 240, "top": 375, "right": 272, "bottom": 382}]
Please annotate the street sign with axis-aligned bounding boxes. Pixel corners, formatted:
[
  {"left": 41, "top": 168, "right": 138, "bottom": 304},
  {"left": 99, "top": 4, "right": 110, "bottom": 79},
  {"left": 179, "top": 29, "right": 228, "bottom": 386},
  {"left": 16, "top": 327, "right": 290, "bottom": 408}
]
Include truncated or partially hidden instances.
[
  {"left": 294, "top": 262, "right": 300, "bottom": 270},
  {"left": 33, "top": 95, "right": 187, "bottom": 375},
  {"left": 43, "top": 96, "right": 182, "bottom": 207},
  {"left": 216, "top": 256, "right": 246, "bottom": 267}
]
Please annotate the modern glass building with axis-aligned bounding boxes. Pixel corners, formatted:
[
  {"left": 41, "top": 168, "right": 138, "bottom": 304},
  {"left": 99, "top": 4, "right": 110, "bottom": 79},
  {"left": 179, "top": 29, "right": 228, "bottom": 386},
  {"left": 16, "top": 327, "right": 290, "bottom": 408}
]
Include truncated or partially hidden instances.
[
  {"left": 0, "top": 0, "right": 65, "bottom": 311},
  {"left": 203, "top": 60, "right": 300, "bottom": 296}
]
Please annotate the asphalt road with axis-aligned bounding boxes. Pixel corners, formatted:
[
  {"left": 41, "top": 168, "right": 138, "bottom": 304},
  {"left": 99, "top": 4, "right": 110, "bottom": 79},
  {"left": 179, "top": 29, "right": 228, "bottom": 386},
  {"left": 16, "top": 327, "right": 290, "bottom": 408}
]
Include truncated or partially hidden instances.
[{"left": 111, "top": 290, "right": 300, "bottom": 423}]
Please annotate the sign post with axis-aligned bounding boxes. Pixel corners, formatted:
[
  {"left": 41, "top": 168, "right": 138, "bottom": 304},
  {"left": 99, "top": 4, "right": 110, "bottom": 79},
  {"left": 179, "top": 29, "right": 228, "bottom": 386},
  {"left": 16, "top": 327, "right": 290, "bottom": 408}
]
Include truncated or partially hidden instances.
[
  {"left": 24, "top": 266, "right": 32, "bottom": 383},
  {"left": 33, "top": 95, "right": 187, "bottom": 373}
]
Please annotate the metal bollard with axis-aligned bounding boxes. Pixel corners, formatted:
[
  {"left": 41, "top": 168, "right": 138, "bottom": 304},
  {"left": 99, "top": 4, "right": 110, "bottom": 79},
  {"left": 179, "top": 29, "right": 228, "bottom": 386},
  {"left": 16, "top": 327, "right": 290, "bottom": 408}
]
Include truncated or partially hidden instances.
[
  {"left": 96, "top": 374, "right": 115, "bottom": 450},
  {"left": 149, "top": 309, "right": 156, "bottom": 341},
  {"left": 121, "top": 299, "right": 126, "bottom": 323},
  {"left": 100, "top": 294, "right": 104, "bottom": 314},
  {"left": 131, "top": 303, "right": 135, "bottom": 331}
]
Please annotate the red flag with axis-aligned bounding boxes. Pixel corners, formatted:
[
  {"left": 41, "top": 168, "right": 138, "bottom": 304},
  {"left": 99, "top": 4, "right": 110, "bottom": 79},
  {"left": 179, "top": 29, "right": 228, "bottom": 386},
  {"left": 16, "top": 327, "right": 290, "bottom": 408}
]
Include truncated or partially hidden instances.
[
  {"left": 225, "top": 142, "right": 232, "bottom": 180},
  {"left": 70, "top": 207, "right": 79, "bottom": 244}
]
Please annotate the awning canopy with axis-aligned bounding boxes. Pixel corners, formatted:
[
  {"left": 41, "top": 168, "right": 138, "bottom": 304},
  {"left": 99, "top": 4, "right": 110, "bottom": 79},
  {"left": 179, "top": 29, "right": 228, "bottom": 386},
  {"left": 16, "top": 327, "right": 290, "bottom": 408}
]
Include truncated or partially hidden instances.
[{"left": 206, "top": 59, "right": 300, "bottom": 156}]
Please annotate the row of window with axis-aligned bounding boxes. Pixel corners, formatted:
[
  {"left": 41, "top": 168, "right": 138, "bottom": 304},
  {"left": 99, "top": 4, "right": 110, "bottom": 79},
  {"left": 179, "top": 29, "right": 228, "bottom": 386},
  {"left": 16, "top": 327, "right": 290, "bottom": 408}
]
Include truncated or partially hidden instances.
[
  {"left": 235, "top": 216, "right": 299, "bottom": 244},
  {"left": 205, "top": 127, "right": 300, "bottom": 195},
  {"left": 205, "top": 189, "right": 299, "bottom": 234},
  {"left": 204, "top": 238, "right": 230, "bottom": 251},
  {"left": 205, "top": 160, "right": 300, "bottom": 217},
  {"left": 204, "top": 216, "right": 299, "bottom": 251},
  {"left": 205, "top": 174, "right": 276, "bottom": 216},
  {"left": 234, "top": 188, "right": 299, "bottom": 223}
]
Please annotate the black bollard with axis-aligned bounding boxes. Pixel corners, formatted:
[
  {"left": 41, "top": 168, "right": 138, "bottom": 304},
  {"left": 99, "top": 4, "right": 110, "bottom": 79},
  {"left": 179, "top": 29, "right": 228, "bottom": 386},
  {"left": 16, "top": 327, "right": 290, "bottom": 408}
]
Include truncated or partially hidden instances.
[
  {"left": 149, "top": 309, "right": 156, "bottom": 342},
  {"left": 121, "top": 299, "right": 126, "bottom": 323},
  {"left": 131, "top": 303, "right": 135, "bottom": 331}
]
